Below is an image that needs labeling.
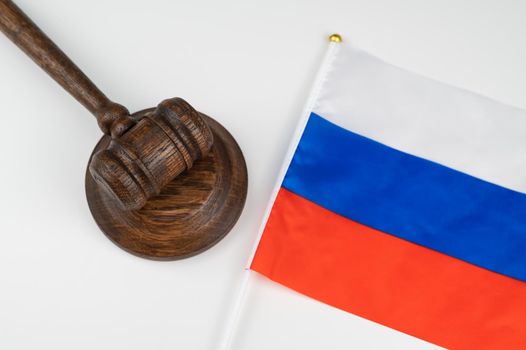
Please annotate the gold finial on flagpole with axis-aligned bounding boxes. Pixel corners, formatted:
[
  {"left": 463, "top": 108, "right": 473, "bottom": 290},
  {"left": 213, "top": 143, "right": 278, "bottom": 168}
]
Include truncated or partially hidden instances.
[{"left": 329, "top": 33, "right": 342, "bottom": 43}]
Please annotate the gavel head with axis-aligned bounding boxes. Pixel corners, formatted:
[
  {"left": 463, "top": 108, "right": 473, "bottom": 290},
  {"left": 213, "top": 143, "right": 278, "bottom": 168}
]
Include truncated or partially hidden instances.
[{"left": 88, "top": 97, "right": 214, "bottom": 211}]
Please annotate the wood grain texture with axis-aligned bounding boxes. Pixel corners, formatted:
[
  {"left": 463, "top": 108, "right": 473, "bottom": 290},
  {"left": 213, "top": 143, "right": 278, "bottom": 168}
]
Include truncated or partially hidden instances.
[
  {"left": 86, "top": 110, "right": 248, "bottom": 260},
  {"left": 88, "top": 97, "right": 214, "bottom": 210},
  {"left": 0, "top": 0, "right": 134, "bottom": 137},
  {"left": 1, "top": 0, "right": 248, "bottom": 259},
  {"left": 0, "top": 0, "right": 217, "bottom": 211}
]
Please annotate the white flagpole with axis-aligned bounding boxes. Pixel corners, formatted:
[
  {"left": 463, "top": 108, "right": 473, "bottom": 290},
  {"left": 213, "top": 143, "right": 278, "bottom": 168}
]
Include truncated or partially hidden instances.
[{"left": 217, "top": 35, "right": 342, "bottom": 350}]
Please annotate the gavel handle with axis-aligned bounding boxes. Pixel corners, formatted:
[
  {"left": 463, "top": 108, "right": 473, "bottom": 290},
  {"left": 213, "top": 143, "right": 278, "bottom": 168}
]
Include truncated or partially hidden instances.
[{"left": 0, "top": 0, "right": 133, "bottom": 136}]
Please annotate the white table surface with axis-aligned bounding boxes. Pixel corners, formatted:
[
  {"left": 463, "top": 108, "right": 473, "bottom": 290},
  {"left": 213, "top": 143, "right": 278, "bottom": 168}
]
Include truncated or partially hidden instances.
[{"left": 0, "top": 0, "right": 525, "bottom": 349}]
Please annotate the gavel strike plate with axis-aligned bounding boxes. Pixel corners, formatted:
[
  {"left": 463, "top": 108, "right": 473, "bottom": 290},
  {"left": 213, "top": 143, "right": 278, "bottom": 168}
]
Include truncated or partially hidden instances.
[{"left": 86, "top": 110, "right": 248, "bottom": 260}]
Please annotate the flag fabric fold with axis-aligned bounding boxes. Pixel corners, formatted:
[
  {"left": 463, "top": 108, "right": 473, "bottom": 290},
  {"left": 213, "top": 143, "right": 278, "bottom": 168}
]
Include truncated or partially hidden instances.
[{"left": 250, "top": 40, "right": 526, "bottom": 349}]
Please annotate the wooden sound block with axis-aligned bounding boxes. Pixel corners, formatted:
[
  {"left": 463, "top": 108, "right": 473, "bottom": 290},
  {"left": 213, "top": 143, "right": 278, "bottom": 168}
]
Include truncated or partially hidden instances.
[{"left": 85, "top": 109, "right": 248, "bottom": 260}]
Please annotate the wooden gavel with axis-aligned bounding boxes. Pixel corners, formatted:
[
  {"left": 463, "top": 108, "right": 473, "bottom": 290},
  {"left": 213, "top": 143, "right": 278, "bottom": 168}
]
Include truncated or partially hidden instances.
[
  {"left": 88, "top": 98, "right": 214, "bottom": 211},
  {"left": 0, "top": 0, "right": 247, "bottom": 259}
]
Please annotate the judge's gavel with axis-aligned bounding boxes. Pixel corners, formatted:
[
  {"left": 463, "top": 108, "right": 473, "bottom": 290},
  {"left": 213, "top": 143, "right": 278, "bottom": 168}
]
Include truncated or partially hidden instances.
[{"left": 0, "top": 0, "right": 247, "bottom": 260}]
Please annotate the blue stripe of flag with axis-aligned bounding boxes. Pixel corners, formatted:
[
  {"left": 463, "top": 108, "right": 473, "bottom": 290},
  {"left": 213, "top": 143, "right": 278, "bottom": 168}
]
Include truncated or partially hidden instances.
[{"left": 283, "top": 113, "right": 526, "bottom": 282}]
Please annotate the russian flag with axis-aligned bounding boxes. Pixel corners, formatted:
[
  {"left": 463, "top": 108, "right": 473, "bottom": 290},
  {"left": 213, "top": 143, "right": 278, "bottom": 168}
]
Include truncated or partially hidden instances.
[{"left": 250, "top": 39, "right": 526, "bottom": 349}]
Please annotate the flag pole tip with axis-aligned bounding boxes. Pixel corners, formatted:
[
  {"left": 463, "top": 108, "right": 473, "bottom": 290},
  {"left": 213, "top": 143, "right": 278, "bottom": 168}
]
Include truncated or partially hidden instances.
[{"left": 329, "top": 34, "right": 342, "bottom": 43}]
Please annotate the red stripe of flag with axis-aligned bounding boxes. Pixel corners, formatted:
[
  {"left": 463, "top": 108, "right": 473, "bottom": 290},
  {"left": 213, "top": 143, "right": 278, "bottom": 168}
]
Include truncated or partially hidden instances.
[{"left": 251, "top": 188, "right": 526, "bottom": 349}]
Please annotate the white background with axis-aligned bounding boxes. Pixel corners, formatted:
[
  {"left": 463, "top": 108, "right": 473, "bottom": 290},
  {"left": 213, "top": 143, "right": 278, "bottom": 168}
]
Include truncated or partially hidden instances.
[{"left": 0, "top": 0, "right": 525, "bottom": 349}]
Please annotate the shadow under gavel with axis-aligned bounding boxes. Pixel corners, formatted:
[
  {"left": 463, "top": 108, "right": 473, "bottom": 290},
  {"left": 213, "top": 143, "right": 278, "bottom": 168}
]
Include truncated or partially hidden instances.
[{"left": 0, "top": 0, "right": 248, "bottom": 260}]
